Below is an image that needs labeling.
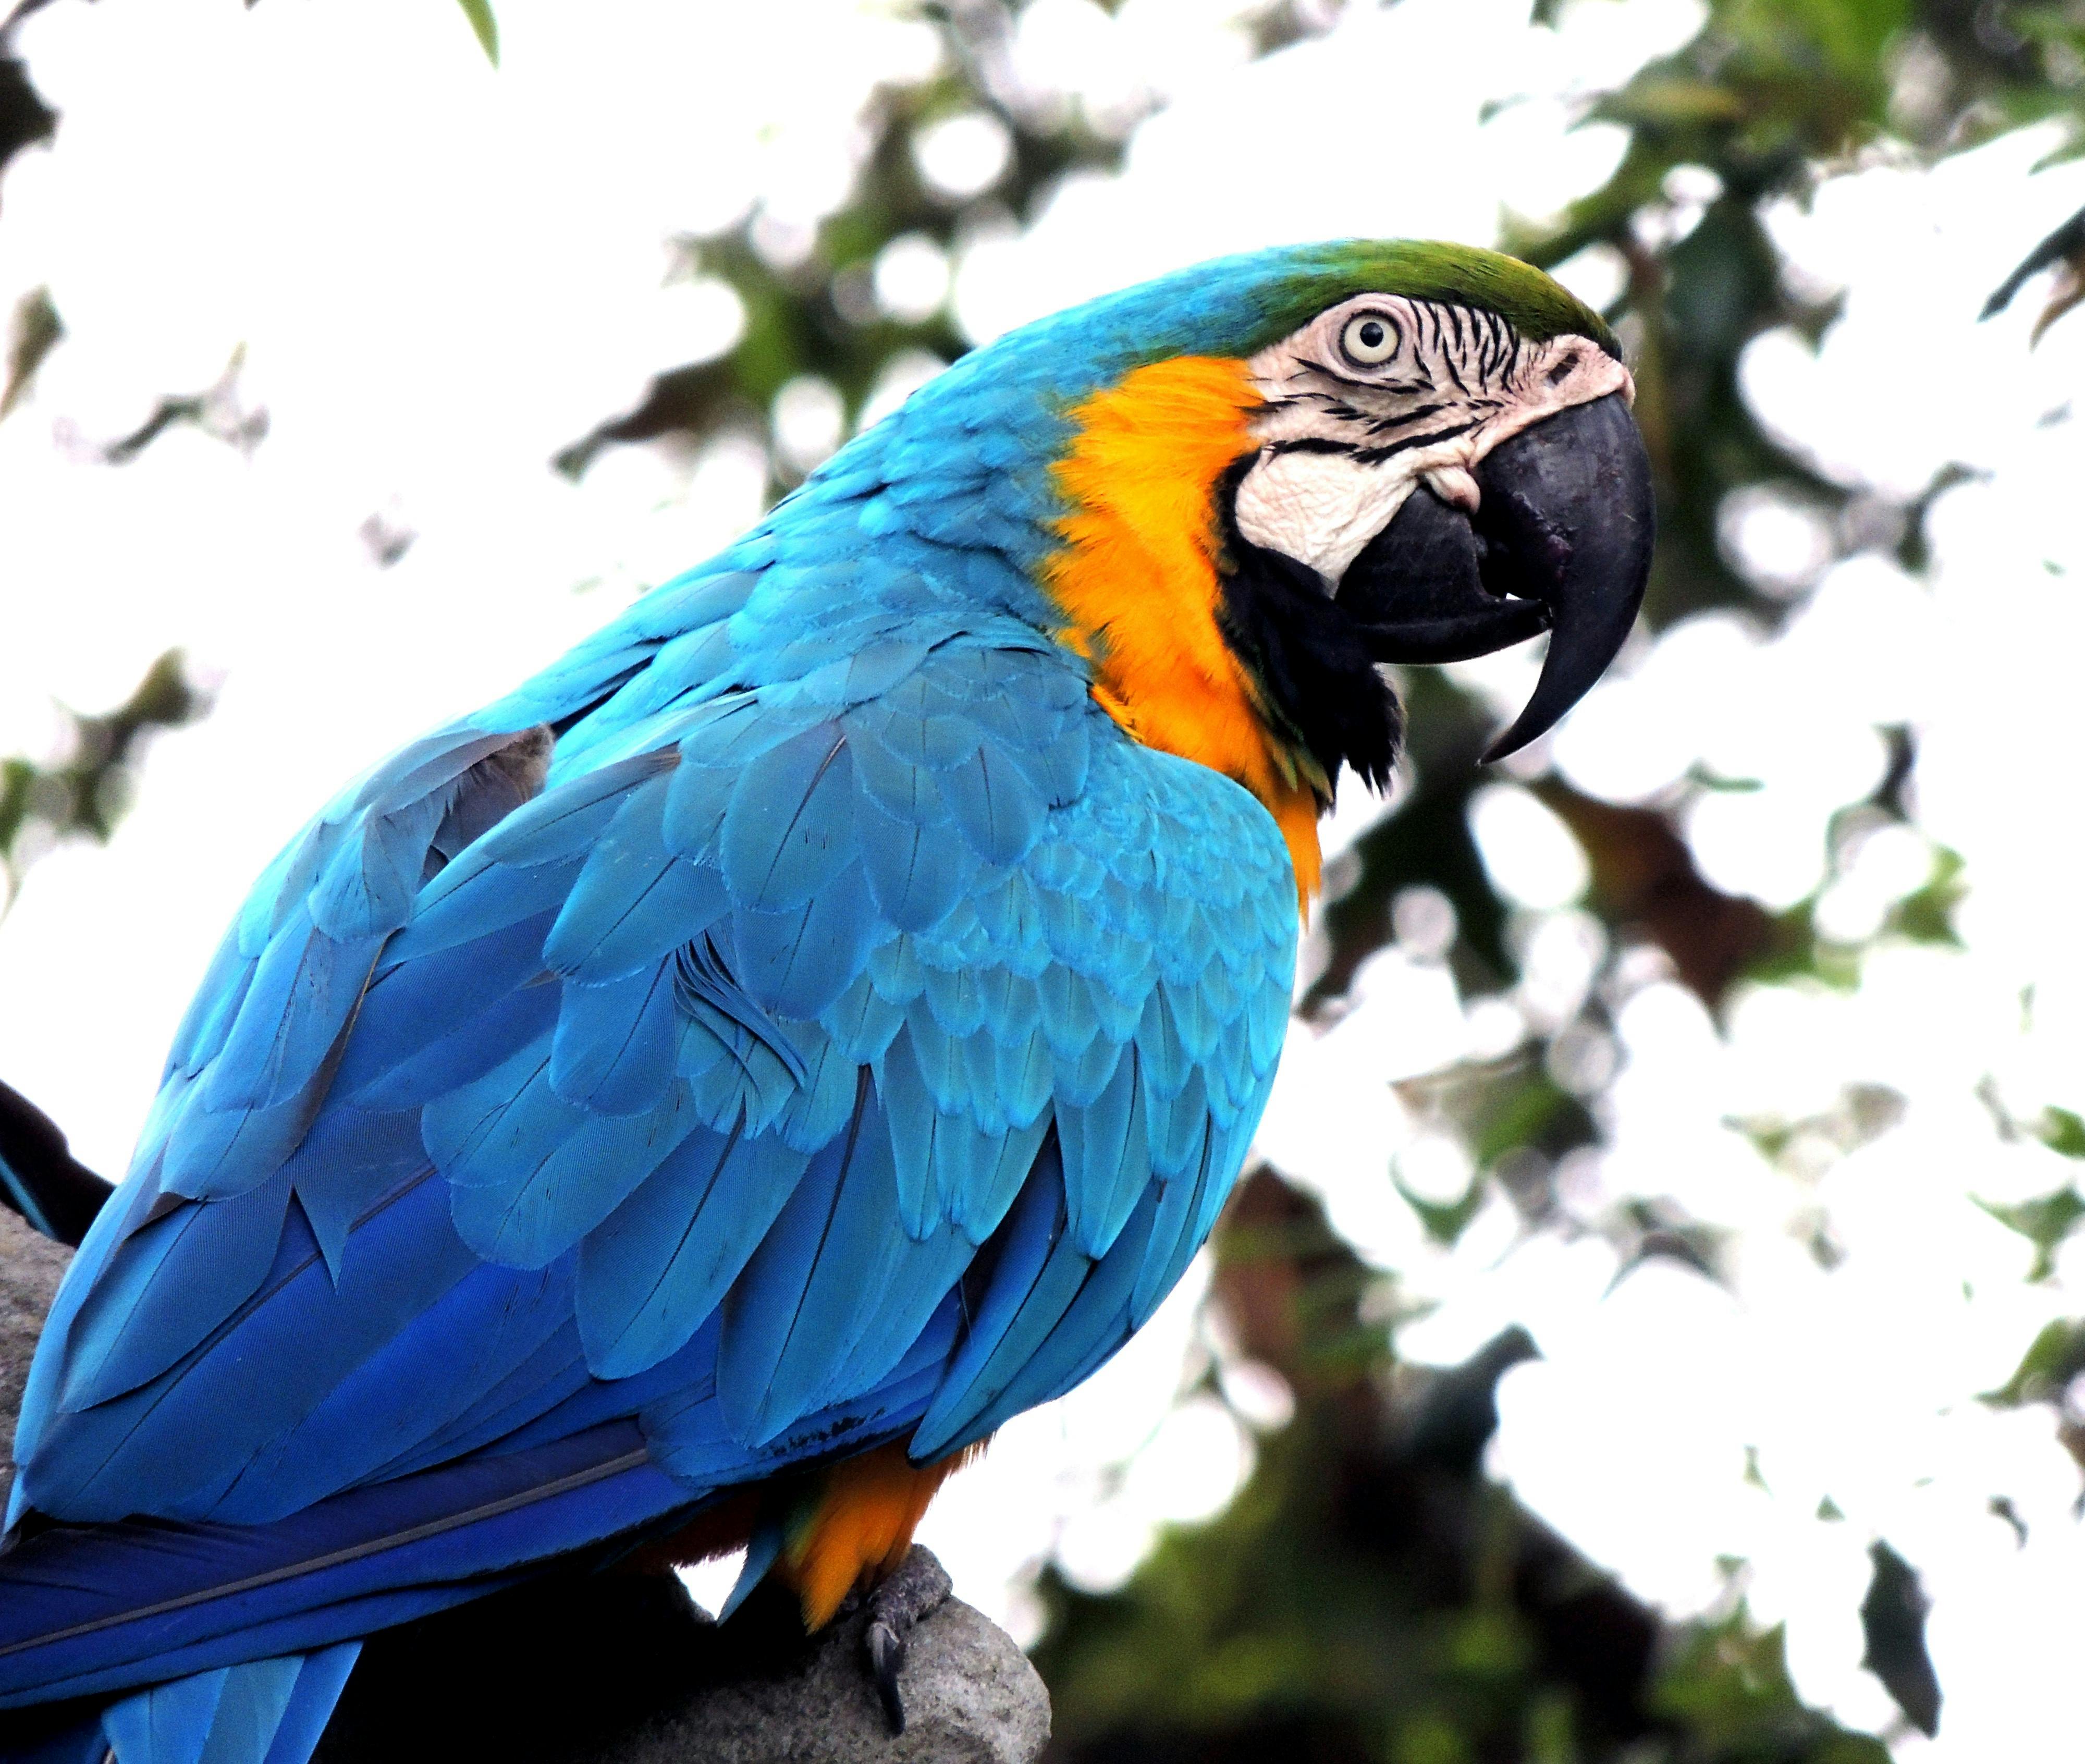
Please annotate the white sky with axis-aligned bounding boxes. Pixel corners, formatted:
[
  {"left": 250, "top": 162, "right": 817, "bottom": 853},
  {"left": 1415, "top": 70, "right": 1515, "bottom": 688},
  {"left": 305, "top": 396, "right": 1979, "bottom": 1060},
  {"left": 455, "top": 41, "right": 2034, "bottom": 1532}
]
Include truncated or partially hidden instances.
[{"left": 6, "top": 1, "right": 2085, "bottom": 1754}]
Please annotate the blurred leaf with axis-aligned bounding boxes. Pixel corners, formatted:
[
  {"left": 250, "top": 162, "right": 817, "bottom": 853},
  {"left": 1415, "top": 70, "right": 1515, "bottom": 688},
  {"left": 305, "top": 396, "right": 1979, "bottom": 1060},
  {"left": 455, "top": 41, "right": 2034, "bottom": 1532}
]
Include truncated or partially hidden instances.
[
  {"left": 455, "top": 0, "right": 498, "bottom": 66},
  {"left": 1974, "top": 1184, "right": 2085, "bottom": 1280},
  {"left": 1858, "top": 1541, "right": 1940, "bottom": 1737},
  {"left": 1217, "top": 1168, "right": 1392, "bottom": 1387},
  {"left": 1981, "top": 1316, "right": 2085, "bottom": 1407},
  {"left": 92, "top": 347, "right": 266, "bottom": 464},
  {"left": 0, "top": 37, "right": 57, "bottom": 198},
  {"left": 2038, "top": 1105, "right": 2085, "bottom": 1159},
  {"left": 551, "top": 4, "right": 1129, "bottom": 496},
  {"left": 1603, "top": 76, "right": 1753, "bottom": 126},
  {"left": 1394, "top": 1167, "right": 1489, "bottom": 1246},
  {"left": 0, "top": 283, "right": 58, "bottom": 418},
  {"left": 1612, "top": 1199, "right": 1733, "bottom": 1290},
  {"left": 0, "top": 651, "right": 208, "bottom": 903},
  {"left": 1470, "top": 1067, "right": 1595, "bottom": 1171},
  {"left": 1886, "top": 848, "right": 1966, "bottom": 946},
  {"left": 1686, "top": 763, "right": 1765, "bottom": 793},
  {"left": 1042, "top": 1171, "right": 1880, "bottom": 1762},
  {"left": 1728, "top": 1084, "right": 1908, "bottom": 1174},
  {"left": 1988, "top": 1493, "right": 2028, "bottom": 1546}
]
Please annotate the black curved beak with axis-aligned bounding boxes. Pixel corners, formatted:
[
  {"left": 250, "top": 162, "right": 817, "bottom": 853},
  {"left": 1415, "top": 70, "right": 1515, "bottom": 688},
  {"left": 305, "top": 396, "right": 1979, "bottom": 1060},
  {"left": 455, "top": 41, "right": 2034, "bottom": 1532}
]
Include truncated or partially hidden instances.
[{"left": 1334, "top": 391, "right": 1654, "bottom": 762}]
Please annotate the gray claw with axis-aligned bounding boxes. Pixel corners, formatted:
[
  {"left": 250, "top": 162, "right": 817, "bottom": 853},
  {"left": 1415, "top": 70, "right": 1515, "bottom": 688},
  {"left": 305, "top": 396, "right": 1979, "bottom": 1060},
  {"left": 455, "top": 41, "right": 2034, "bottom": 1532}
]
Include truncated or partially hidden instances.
[
  {"left": 861, "top": 1547, "right": 953, "bottom": 1737},
  {"left": 865, "top": 1618, "right": 907, "bottom": 1734}
]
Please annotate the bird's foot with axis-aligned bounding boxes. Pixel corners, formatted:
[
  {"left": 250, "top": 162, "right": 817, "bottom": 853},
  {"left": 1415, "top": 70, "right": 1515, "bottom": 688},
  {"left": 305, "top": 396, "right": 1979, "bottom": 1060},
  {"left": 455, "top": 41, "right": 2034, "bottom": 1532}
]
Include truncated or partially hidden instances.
[{"left": 861, "top": 1546, "right": 952, "bottom": 1735}]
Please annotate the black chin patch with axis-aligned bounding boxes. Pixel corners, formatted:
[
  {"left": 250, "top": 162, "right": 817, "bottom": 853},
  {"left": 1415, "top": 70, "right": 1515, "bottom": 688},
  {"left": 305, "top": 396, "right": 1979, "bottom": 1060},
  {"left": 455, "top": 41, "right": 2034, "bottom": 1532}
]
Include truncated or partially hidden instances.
[{"left": 1213, "top": 455, "right": 1402, "bottom": 796}]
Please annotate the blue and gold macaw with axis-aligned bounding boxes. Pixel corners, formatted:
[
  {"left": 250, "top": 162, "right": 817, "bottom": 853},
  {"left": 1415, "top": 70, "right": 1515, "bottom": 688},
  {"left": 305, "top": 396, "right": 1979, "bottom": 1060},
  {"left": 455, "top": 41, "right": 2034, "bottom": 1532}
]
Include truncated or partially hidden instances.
[{"left": 0, "top": 241, "right": 1650, "bottom": 1763}]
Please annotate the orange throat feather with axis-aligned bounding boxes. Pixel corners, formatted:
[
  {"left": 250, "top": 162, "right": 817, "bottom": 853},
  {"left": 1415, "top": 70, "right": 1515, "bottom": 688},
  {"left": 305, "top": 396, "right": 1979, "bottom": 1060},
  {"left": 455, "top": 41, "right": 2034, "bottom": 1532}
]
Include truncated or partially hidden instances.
[{"left": 1043, "top": 355, "right": 1325, "bottom": 903}]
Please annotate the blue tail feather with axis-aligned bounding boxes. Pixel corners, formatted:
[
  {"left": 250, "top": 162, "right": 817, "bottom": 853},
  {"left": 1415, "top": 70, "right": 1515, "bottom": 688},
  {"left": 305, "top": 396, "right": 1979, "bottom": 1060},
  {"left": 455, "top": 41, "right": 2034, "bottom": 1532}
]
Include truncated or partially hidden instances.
[
  {"left": 101, "top": 1670, "right": 227, "bottom": 1764},
  {"left": 64, "top": 1643, "right": 362, "bottom": 1764},
  {"left": 0, "top": 1424, "right": 689, "bottom": 1709},
  {"left": 254, "top": 1646, "right": 358, "bottom": 1764}
]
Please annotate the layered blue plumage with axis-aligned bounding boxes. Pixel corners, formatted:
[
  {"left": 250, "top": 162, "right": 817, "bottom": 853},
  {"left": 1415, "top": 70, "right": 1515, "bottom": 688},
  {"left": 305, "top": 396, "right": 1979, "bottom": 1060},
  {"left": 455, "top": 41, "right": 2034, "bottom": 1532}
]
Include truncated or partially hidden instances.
[{"left": 0, "top": 247, "right": 1320, "bottom": 1760}]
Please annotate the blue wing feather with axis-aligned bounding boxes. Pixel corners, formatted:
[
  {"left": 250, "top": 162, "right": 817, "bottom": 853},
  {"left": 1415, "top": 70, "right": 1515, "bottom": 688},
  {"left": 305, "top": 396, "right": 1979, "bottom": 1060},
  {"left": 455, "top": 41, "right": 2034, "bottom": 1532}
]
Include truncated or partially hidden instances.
[
  {"left": 852, "top": 783, "right": 976, "bottom": 930},
  {"left": 1054, "top": 1046, "right": 1151, "bottom": 1257},
  {"left": 157, "top": 1087, "right": 320, "bottom": 1207},
  {"left": 222, "top": 1256, "right": 574, "bottom": 1518},
  {"left": 718, "top": 723, "right": 856, "bottom": 912},
  {"left": 376, "top": 1323, "right": 590, "bottom": 1480},
  {"left": 542, "top": 778, "right": 732, "bottom": 983},
  {"left": 58, "top": 1167, "right": 297, "bottom": 1412},
  {"left": 443, "top": 1073, "right": 700, "bottom": 1269},
  {"left": 167, "top": 935, "right": 259, "bottom": 1081},
  {"left": 713, "top": 1079, "right": 904, "bottom": 1446},
  {"left": 907, "top": 1138, "right": 1079, "bottom": 1457},
  {"left": 5, "top": 515, "right": 1297, "bottom": 1734},
  {"left": 946, "top": 1181, "right": 1162, "bottom": 1449},
  {"left": 340, "top": 906, "right": 563, "bottom": 1089},
  {"left": 727, "top": 864, "right": 882, "bottom": 1021},
  {"left": 575, "top": 1124, "right": 808, "bottom": 1380},
  {"left": 383, "top": 854, "right": 583, "bottom": 974},
  {"left": 548, "top": 964, "right": 682, "bottom": 1117}
]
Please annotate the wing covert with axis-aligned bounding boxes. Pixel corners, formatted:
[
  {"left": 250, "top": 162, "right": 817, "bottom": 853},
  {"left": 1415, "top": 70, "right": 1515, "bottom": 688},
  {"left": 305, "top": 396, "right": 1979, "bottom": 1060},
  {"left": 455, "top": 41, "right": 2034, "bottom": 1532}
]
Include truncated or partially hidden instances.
[{"left": 15, "top": 558, "right": 1295, "bottom": 1535}]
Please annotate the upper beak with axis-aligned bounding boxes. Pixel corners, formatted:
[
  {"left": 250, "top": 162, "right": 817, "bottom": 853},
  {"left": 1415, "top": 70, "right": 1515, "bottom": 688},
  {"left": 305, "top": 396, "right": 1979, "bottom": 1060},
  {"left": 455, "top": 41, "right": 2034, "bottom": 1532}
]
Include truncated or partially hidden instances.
[{"left": 1333, "top": 391, "right": 1655, "bottom": 762}]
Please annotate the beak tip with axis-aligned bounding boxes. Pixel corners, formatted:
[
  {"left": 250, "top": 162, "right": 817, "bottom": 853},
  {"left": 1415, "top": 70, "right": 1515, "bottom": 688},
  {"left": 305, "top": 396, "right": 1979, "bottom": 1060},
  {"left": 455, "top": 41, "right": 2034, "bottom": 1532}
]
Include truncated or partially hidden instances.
[
  {"left": 1477, "top": 720, "right": 1542, "bottom": 767},
  {"left": 1469, "top": 392, "right": 1654, "bottom": 769}
]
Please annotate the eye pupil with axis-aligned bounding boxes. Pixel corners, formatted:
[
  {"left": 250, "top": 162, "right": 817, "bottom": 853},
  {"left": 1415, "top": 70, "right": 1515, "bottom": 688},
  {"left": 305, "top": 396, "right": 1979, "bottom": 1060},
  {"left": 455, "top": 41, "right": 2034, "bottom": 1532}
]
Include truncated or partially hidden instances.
[{"left": 1342, "top": 312, "right": 1396, "bottom": 363}]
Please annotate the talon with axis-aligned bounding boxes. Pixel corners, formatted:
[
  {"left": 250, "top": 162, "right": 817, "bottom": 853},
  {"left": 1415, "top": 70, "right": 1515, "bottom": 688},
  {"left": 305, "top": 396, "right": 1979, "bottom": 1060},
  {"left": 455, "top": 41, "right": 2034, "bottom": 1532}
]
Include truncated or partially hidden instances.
[{"left": 865, "top": 1616, "right": 907, "bottom": 1734}]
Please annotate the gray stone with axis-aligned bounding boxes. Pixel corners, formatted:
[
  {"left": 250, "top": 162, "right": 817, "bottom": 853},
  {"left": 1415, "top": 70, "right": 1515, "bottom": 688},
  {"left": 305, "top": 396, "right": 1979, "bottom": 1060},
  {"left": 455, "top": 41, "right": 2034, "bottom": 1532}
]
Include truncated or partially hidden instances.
[
  {"left": 0, "top": 1205, "right": 70, "bottom": 1514},
  {"left": 0, "top": 1211, "right": 1050, "bottom": 1763},
  {"left": 582, "top": 1555, "right": 1050, "bottom": 1764}
]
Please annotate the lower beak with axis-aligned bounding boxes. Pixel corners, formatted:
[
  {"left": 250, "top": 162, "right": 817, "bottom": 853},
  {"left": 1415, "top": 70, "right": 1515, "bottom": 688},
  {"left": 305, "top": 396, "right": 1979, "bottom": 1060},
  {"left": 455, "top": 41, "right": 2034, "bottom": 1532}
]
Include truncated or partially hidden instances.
[{"left": 1334, "top": 391, "right": 1655, "bottom": 762}]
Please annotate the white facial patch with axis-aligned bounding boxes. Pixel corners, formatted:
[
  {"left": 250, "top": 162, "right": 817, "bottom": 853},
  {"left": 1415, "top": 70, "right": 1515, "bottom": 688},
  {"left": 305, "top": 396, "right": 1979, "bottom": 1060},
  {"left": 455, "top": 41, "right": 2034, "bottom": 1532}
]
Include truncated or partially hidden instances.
[
  {"left": 1230, "top": 292, "right": 1633, "bottom": 586},
  {"left": 1233, "top": 451, "right": 1419, "bottom": 585}
]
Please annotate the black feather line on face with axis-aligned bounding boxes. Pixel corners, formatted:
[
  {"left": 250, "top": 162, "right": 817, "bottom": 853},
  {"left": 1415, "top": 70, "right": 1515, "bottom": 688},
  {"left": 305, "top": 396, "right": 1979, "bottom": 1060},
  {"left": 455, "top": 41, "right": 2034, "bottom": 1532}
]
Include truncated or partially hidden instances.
[
  {"left": 1348, "top": 419, "right": 1478, "bottom": 464},
  {"left": 1211, "top": 453, "right": 1403, "bottom": 799}
]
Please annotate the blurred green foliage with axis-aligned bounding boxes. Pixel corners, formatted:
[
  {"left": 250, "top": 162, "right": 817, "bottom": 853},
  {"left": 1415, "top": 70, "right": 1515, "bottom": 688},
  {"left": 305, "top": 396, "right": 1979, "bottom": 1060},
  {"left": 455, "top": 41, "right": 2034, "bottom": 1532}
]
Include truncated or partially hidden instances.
[
  {"left": 0, "top": 651, "right": 205, "bottom": 908},
  {"left": 453, "top": 0, "right": 498, "bottom": 67},
  {"left": 1976, "top": 1183, "right": 2085, "bottom": 1280}
]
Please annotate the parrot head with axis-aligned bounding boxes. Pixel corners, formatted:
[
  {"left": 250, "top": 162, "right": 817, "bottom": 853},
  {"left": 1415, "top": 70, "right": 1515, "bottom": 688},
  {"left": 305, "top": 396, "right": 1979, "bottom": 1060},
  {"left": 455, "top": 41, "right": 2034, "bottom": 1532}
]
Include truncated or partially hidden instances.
[
  {"left": 817, "top": 239, "right": 1654, "bottom": 893},
  {"left": 1220, "top": 251, "right": 1650, "bottom": 766}
]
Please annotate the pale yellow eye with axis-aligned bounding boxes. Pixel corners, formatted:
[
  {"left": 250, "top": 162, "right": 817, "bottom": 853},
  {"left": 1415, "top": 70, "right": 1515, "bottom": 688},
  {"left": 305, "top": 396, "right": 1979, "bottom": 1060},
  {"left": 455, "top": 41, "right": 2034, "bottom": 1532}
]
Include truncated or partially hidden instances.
[{"left": 1340, "top": 311, "right": 1399, "bottom": 365}]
